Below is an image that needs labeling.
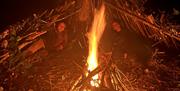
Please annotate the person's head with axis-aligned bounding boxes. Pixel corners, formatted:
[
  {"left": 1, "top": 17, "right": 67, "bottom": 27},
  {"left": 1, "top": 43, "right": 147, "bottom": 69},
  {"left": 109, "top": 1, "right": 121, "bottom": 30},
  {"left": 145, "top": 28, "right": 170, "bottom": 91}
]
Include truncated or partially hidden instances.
[
  {"left": 56, "top": 22, "right": 66, "bottom": 32},
  {"left": 112, "top": 21, "right": 121, "bottom": 32}
]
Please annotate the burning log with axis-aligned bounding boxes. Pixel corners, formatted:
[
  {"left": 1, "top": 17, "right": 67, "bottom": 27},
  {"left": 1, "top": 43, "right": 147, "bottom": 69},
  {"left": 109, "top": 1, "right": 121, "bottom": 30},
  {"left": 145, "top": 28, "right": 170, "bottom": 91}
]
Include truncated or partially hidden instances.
[{"left": 70, "top": 53, "right": 134, "bottom": 91}]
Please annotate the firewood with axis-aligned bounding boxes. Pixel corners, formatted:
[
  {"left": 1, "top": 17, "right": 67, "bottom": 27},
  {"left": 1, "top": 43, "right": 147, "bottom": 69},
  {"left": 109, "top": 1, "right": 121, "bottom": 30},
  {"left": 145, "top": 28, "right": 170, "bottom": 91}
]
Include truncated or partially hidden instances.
[{"left": 25, "top": 39, "right": 45, "bottom": 55}]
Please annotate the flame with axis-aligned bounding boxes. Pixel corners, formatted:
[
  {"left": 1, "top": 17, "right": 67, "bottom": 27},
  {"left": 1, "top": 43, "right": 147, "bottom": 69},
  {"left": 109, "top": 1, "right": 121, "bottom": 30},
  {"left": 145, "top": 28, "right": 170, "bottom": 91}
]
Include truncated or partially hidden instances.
[{"left": 86, "top": 4, "right": 106, "bottom": 87}]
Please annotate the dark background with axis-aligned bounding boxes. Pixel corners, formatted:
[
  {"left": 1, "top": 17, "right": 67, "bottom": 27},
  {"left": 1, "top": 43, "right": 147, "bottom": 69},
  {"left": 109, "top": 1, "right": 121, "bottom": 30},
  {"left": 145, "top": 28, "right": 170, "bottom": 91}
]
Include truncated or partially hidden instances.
[
  {"left": 0, "top": 0, "right": 180, "bottom": 30},
  {"left": 0, "top": 0, "right": 62, "bottom": 30}
]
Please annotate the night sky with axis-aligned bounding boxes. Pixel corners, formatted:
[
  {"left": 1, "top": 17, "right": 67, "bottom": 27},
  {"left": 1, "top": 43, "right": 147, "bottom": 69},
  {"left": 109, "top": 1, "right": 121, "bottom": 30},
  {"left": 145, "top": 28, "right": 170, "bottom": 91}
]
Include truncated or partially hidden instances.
[
  {"left": 0, "top": 0, "right": 62, "bottom": 29},
  {"left": 0, "top": 0, "right": 180, "bottom": 30}
]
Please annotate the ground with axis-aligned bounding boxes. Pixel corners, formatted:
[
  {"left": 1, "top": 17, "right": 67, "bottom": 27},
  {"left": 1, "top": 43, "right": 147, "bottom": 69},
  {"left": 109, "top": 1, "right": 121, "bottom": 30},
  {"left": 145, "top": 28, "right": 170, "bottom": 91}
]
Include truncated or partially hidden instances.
[{"left": 0, "top": 40, "right": 180, "bottom": 91}]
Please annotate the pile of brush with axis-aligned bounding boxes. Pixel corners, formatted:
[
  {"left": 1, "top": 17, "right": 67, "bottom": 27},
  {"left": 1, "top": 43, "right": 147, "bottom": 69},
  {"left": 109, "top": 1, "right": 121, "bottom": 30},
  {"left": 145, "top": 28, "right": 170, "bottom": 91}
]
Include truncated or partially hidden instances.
[{"left": 0, "top": 0, "right": 179, "bottom": 90}]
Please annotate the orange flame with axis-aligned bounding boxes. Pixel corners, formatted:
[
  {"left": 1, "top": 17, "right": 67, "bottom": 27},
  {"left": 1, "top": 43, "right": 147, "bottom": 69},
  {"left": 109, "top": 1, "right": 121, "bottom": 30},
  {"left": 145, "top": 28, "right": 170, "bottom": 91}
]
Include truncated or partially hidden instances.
[{"left": 86, "top": 4, "right": 106, "bottom": 87}]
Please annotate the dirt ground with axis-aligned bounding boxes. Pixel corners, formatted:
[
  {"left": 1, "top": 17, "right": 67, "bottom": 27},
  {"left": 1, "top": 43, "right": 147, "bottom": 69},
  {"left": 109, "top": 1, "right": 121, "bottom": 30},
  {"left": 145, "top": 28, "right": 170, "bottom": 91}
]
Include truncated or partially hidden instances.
[{"left": 0, "top": 40, "right": 180, "bottom": 91}]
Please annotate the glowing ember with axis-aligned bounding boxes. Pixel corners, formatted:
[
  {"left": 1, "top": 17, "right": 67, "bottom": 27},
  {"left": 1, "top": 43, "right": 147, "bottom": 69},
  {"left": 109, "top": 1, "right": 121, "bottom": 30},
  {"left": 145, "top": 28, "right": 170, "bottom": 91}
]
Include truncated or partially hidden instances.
[{"left": 86, "top": 4, "right": 106, "bottom": 87}]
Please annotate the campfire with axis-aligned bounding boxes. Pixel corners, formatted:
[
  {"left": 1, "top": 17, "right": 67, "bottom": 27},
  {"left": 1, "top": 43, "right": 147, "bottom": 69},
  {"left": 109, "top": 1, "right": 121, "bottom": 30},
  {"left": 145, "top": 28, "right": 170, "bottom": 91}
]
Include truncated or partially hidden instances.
[
  {"left": 0, "top": 0, "right": 180, "bottom": 91},
  {"left": 70, "top": 3, "right": 133, "bottom": 91},
  {"left": 86, "top": 4, "right": 105, "bottom": 87}
]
